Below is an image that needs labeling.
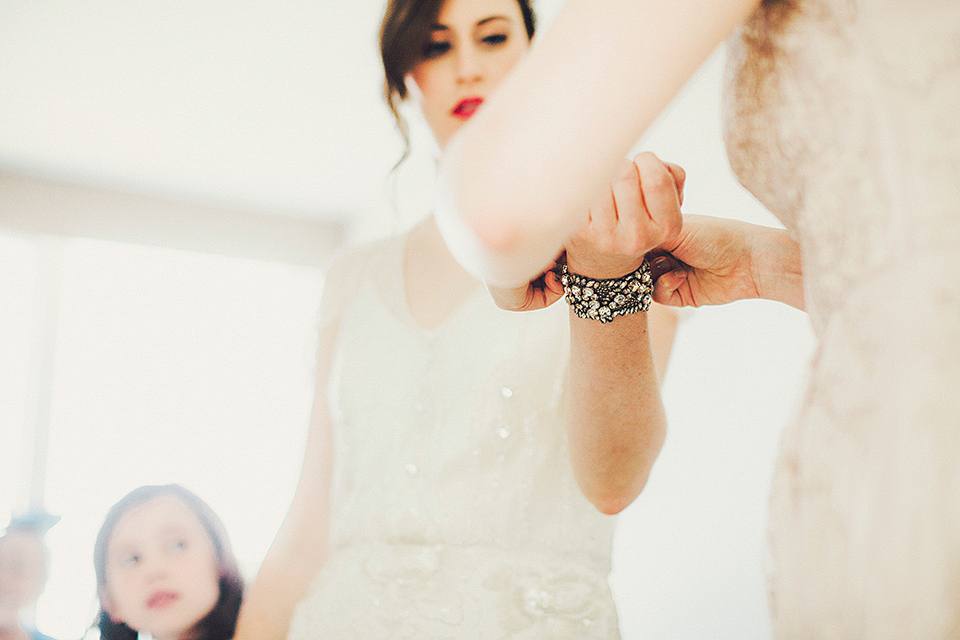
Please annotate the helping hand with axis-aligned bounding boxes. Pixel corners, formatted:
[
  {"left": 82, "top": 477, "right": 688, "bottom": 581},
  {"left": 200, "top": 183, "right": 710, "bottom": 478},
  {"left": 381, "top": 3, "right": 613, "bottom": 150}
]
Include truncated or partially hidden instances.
[
  {"left": 487, "top": 259, "right": 565, "bottom": 311},
  {"left": 650, "top": 214, "right": 802, "bottom": 308}
]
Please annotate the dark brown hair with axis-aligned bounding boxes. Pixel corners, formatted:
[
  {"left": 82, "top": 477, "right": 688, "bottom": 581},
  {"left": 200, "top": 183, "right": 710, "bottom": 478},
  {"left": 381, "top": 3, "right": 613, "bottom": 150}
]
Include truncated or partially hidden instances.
[
  {"left": 379, "top": 0, "right": 536, "bottom": 152},
  {"left": 93, "top": 484, "right": 244, "bottom": 640}
]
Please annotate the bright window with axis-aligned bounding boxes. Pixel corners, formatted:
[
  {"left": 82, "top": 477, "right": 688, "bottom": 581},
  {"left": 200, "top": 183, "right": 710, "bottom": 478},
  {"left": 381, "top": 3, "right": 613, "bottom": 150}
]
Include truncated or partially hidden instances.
[
  {"left": 1, "top": 231, "right": 323, "bottom": 638},
  {"left": 0, "top": 233, "right": 38, "bottom": 522}
]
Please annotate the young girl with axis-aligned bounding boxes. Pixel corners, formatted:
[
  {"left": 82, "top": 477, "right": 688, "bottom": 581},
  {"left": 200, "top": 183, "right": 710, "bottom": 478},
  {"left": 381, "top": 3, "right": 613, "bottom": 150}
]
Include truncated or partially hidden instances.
[
  {"left": 92, "top": 484, "right": 243, "bottom": 640},
  {"left": 234, "top": 0, "right": 684, "bottom": 637}
]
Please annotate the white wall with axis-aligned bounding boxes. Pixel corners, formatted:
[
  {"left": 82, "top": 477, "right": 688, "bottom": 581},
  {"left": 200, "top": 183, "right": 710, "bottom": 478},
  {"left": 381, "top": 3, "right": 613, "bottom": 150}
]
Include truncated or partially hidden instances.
[{"left": 0, "top": 1, "right": 400, "bottom": 218}]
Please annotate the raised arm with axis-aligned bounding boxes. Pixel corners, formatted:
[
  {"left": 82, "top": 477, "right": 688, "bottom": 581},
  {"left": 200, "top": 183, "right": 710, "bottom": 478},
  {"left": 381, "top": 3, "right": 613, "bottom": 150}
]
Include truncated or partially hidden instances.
[
  {"left": 232, "top": 293, "right": 342, "bottom": 640},
  {"left": 435, "top": 0, "right": 760, "bottom": 287}
]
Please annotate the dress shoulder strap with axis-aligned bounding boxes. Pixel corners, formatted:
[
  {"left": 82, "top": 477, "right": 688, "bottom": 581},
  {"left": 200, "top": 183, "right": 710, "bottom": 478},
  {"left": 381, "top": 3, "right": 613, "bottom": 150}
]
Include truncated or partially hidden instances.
[{"left": 316, "top": 236, "right": 400, "bottom": 331}]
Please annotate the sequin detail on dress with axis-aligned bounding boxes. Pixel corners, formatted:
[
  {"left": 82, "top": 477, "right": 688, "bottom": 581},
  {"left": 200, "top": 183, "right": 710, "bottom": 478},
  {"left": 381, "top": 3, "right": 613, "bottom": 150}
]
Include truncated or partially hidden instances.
[{"left": 288, "top": 236, "right": 620, "bottom": 639}]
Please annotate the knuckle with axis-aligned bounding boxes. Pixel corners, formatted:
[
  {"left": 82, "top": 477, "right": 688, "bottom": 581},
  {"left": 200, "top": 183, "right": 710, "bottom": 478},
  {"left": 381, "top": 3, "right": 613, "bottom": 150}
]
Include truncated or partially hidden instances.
[
  {"left": 616, "top": 158, "right": 638, "bottom": 182},
  {"left": 673, "top": 164, "right": 687, "bottom": 184},
  {"left": 647, "top": 167, "right": 674, "bottom": 193},
  {"left": 664, "top": 212, "right": 682, "bottom": 234},
  {"left": 632, "top": 151, "right": 657, "bottom": 166},
  {"left": 633, "top": 153, "right": 672, "bottom": 187}
]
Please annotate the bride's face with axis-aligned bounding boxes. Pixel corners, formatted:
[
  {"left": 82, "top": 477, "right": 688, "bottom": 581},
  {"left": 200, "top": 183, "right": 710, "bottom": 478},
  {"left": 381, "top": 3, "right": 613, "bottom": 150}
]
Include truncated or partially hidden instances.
[{"left": 407, "top": 0, "right": 530, "bottom": 150}]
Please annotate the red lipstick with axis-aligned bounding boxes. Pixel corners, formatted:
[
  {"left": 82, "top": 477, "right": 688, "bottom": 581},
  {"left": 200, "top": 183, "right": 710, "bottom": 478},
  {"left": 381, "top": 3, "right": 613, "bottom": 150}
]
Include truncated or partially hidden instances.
[{"left": 453, "top": 97, "right": 483, "bottom": 118}]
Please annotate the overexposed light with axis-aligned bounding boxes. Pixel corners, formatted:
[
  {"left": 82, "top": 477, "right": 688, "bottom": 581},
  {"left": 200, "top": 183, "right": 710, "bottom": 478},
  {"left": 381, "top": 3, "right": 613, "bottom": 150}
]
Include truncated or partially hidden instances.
[{"left": 12, "top": 238, "right": 323, "bottom": 638}]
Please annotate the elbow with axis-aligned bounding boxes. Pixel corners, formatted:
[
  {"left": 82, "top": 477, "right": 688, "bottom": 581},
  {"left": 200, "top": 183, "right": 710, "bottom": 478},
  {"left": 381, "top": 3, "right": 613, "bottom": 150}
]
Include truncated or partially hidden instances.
[
  {"left": 436, "top": 135, "right": 517, "bottom": 252},
  {"left": 465, "top": 205, "right": 525, "bottom": 257},
  {"left": 583, "top": 470, "right": 653, "bottom": 516},
  {"left": 435, "top": 183, "right": 561, "bottom": 288},
  {"left": 578, "top": 424, "right": 665, "bottom": 515},
  {"left": 438, "top": 117, "right": 522, "bottom": 250},
  {"left": 432, "top": 165, "right": 526, "bottom": 287},
  {"left": 592, "top": 494, "right": 634, "bottom": 516},
  {"left": 436, "top": 143, "right": 570, "bottom": 286},
  {"left": 439, "top": 177, "right": 526, "bottom": 256}
]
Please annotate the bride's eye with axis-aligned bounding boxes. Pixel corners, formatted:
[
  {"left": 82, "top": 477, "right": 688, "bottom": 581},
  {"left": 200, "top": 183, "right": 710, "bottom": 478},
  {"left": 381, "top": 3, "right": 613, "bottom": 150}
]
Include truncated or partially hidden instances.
[
  {"left": 481, "top": 33, "right": 508, "bottom": 46},
  {"left": 424, "top": 40, "right": 451, "bottom": 58}
]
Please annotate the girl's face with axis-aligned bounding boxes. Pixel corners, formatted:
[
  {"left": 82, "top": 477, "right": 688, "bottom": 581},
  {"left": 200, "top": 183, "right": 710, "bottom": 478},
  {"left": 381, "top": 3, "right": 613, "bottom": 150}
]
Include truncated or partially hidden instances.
[
  {"left": 408, "top": 0, "right": 530, "bottom": 149},
  {"left": 102, "top": 495, "right": 220, "bottom": 640}
]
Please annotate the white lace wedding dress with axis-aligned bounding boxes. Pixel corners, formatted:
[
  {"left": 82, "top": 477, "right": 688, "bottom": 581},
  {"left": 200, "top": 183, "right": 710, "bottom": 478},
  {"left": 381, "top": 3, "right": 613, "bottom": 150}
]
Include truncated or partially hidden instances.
[
  {"left": 724, "top": 0, "right": 960, "bottom": 636},
  {"left": 286, "top": 235, "right": 621, "bottom": 639}
]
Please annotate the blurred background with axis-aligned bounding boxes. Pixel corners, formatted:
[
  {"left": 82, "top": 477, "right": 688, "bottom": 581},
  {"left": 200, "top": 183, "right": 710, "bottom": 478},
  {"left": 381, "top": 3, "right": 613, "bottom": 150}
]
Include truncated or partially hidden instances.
[{"left": 0, "top": 2, "right": 814, "bottom": 638}]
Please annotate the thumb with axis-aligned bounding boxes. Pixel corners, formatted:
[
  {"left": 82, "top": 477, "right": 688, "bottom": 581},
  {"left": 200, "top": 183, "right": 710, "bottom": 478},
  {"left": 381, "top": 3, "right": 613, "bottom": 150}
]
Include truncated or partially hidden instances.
[
  {"left": 648, "top": 252, "right": 682, "bottom": 280},
  {"left": 651, "top": 264, "right": 689, "bottom": 307}
]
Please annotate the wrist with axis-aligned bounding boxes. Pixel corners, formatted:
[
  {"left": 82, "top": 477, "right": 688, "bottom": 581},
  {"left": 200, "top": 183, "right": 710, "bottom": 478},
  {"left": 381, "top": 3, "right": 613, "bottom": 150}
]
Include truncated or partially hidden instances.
[
  {"left": 564, "top": 254, "right": 646, "bottom": 281},
  {"left": 754, "top": 227, "right": 805, "bottom": 310},
  {"left": 560, "top": 259, "right": 653, "bottom": 323}
]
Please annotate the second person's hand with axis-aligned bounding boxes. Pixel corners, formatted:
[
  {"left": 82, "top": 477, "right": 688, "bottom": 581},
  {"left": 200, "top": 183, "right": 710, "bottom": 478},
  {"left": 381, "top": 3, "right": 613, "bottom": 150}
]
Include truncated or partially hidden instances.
[{"left": 650, "top": 214, "right": 805, "bottom": 310}]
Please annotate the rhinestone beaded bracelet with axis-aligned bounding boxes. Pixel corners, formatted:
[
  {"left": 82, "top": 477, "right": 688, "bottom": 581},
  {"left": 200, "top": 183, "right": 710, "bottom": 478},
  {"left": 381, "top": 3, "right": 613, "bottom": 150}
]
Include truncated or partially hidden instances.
[{"left": 559, "top": 259, "right": 653, "bottom": 323}]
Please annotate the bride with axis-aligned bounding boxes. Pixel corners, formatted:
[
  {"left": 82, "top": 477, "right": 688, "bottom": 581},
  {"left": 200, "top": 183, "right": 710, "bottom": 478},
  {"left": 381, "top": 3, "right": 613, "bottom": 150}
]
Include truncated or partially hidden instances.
[{"left": 232, "top": 0, "right": 686, "bottom": 637}]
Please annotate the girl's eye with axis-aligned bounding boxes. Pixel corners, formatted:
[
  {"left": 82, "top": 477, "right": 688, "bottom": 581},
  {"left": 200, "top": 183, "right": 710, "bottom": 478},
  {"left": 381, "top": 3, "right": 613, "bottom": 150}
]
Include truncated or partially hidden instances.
[
  {"left": 168, "top": 539, "right": 187, "bottom": 553},
  {"left": 481, "top": 33, "right": 508, "bottom": 46},
  {"left": 119, "top": 554, "right": 140, "bottom": 567},
  {"left": 424, "top": 40, "right": 451, "bottom": 58}
]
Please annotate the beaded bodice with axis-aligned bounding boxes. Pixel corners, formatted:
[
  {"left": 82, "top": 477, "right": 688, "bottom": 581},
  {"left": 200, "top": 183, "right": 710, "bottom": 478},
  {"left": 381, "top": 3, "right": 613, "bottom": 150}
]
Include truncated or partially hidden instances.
[{"left": 288, "top": 234, "right": 619, "bottom": 638}]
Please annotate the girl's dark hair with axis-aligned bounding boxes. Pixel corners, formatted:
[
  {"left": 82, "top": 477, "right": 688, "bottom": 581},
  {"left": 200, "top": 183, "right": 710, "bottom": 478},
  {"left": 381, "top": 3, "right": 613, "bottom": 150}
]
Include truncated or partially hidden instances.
[
  {"left": 379, "top": 0, "right": 536, "bottom": 152},
  {"left": 93, "top": 484, "right": 244, "bottom": 640}
]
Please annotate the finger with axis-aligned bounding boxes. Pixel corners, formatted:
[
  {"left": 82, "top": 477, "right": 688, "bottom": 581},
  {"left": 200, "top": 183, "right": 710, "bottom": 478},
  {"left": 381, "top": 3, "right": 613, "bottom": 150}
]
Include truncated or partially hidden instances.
[
  {"left": 581, "top": 182, "right": 615, "bottom": 238},
  {"left": 592, "top": 160, "right": 634, "bottom": 239},
  {"left": 609, "top": 157, "right": 646, "bottom": 248},
  {"left": 648, "top": 251, "right": 682, "bottom": 281},
  {"left": 633, "top": 152, "right": 682, "bottom": 245},
  {"left": 652, "top": 268, "right": 689, "bottom": 307},
  {"left": 488, "top": 284, "right": 529, "bottom": 311},
  {"left": 664, "top": 162, "right": 686, "bottom": 206},
  {"left": 543, "top": 269, "right": 565, "bottom": 297}
]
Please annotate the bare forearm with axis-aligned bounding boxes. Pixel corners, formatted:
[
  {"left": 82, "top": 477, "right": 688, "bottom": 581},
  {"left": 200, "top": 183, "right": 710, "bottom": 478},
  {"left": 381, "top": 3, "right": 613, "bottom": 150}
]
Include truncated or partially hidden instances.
[
  {"left": 233, "top": 463, "right": 332, "bottom": 640},
  {"left": 234, "top": 332, "right": 336, "bottom": 640},
  {"left": 566, "top": 310, "right": 667, "bottom": 515},
  {"left": 233, "top": 530, "right": 328, "bottom": 640},
  {"left": 752, "top": 225, "right": 804, "bottom": 310}
]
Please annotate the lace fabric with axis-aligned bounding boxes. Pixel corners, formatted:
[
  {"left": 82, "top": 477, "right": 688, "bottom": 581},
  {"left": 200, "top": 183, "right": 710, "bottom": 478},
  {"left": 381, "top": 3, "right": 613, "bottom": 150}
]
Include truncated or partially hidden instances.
[
  {"left": 289, "top": 236, "right": 620, "bottom": 639},
  {"left": 291, "top": 543, "right": 617, "bottom": 639},
  {"left": 725, "top": 0, "right": 960, "bottom": 635}
]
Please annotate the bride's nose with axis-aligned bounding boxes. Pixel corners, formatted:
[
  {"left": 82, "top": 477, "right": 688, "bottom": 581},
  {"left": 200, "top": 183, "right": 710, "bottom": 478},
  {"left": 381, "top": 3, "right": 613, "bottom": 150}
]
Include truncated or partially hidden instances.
[{"left": 455, "top": 45, "right": 483, "bottom": 84}]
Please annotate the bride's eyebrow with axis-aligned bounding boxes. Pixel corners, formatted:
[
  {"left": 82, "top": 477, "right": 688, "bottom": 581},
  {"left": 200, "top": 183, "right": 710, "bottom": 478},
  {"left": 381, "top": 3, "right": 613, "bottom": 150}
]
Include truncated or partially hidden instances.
[
  {"left": 477, "top": 16, "right": 510, "bottom": 27},
  {"left": 430, "top": 15, "right": 509, "bottom": 34}
]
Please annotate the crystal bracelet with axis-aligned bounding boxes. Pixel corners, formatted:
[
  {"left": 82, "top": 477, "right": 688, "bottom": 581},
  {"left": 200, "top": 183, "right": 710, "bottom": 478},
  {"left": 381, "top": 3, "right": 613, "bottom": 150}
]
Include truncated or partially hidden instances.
[{"left": 560, "top": 259, "right": 653, "bottom": 323}]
